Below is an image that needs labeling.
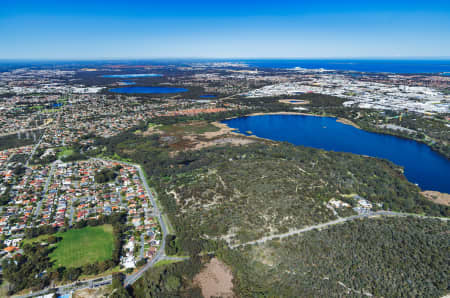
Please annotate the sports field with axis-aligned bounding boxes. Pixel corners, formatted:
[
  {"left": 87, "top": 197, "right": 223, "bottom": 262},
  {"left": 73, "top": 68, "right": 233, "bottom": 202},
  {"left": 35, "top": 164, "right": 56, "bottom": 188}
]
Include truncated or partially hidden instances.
[{"left": 50, "top": 225, "right": 114, "bottom": 268}]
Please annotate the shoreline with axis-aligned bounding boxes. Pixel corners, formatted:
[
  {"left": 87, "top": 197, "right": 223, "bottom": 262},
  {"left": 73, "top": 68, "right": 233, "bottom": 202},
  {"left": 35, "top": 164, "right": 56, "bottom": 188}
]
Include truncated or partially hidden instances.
[
  {"left": 222, "top": 112, "right": 448, "bottom": 160},
  {"left": 219, "top": 112, "right": 450, "bottom": 195},
  {"left": 336, "top": 118, "right": 361, "bottom": 129},
  {"left": 225, "top": 112, "right": 361, "bottom": 130}
]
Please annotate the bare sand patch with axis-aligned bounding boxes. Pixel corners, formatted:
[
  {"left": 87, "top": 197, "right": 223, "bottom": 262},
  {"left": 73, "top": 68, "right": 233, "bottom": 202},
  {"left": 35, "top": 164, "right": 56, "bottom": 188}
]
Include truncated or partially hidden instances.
[
  {"left": 73, "top": 286, "right": 109, "bottom": 298},
  {"left": 278, "top": 99, "right": 310, "bottom": 105},
  {"left": 141, "top": 124, "right": 162, "bottom": 136},
  {"left": 336, "top": 117, "right": 361, "bottom": 129},
  {"left": 193, "top": 137, "right": 254, "bottom": 150},
  {"left": 421, "top": 191, "right": 450, "bottom": 206},
  {"left": 202, "top": 122, "right": 238, "bottom": 138},
  {"left": 194, "top": 258, "right": 235, "bottom": 298}
]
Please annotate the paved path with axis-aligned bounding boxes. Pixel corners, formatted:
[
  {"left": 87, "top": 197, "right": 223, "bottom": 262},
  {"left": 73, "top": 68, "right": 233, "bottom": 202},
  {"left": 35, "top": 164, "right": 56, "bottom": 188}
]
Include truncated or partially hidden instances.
[
  {"left": 35, "top": 160, "right": 57, "bottom": 217},
  {"left": 231, "top": 211, "right": 449, "bottom": 249},
  {"left": 68, "top": 197, "right": 77, "bottom": 228},
  {"left": 139, "top": 233, "right": 145, "bottom": 260},
  {"left": 25, "top": 132, "right": 45, "bottom": 166}
]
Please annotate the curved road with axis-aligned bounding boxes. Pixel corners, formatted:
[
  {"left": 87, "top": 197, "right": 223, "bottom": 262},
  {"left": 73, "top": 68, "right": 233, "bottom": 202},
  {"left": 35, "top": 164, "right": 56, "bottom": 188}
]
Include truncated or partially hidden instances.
[{"left": 90, "top": 158, "right": 171, "bottom": 286}]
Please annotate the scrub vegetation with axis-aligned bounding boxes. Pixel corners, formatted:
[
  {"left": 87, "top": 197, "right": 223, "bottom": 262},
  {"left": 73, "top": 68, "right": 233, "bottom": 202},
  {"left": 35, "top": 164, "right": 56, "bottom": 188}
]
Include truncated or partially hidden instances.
[{"left": 219, "top": 216, "right": 449, "bottom": 297}]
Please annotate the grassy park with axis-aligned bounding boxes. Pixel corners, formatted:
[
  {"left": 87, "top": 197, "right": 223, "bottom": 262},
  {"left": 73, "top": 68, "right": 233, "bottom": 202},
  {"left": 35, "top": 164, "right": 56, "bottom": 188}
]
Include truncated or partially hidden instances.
[
  {"left": 50, "top": 225, "right": 114, "bottom": 268},
  {"left": 57, "top": 147, "right": 74, "bottom": 159}
]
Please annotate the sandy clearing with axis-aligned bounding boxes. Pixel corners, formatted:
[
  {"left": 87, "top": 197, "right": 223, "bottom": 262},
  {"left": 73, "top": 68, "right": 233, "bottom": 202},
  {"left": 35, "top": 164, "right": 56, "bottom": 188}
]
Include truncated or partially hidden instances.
[
  {"left": 278, "top": 99, "right": 310, "bottom": 105},
  {"left": 202, "top": 121, "right": 238, "bottom": 138},
  {"left": 421, "top": 191, "right": 450, "bottom": 206},
  {"left": 73, "top": 286, "right": 109, "bottom": 298},
  {"left": 336, "top": 117, "right": 361, "bottom": 129},
  {"left": 193, "top": 137, "right": 255, "bottom": 150},
  {"left": 194, "top": 258, "right": 235, "bottom": 298},
  {"left": 141, "top": 124, "right": 162, "bottom": 136}
]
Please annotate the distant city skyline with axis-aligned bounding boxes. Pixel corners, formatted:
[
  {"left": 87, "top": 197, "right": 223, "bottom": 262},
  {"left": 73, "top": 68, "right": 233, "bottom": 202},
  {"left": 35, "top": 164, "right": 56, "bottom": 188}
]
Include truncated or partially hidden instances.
[{"left": 1, "top": 0, "right": 450, "bottom": 59}]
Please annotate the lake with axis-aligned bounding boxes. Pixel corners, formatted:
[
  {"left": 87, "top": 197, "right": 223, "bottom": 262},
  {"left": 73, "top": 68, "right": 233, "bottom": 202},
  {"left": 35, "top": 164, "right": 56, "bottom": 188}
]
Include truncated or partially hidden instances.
[
  {"left": 222, "top": 114, "right": 450, "bottom": 193},
  {"left": 109, "top": 86, "right": 188, "bottom": 94},
  {"left": 102, "top": 74, "right": 163, "bottom": 78}
]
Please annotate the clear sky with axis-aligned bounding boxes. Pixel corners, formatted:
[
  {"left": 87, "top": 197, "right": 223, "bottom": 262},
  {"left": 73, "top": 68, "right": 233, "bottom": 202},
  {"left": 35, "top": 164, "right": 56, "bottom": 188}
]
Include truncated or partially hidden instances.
[{"left": 1, "top": 0, "right": 450, "bottom": 59}]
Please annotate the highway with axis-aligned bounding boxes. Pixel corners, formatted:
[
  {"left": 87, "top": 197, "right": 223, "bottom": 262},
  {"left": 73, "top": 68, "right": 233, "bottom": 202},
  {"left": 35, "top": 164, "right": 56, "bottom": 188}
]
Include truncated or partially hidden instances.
[{"left": 123, "top": 162, "right": 169, "bottom": 286}]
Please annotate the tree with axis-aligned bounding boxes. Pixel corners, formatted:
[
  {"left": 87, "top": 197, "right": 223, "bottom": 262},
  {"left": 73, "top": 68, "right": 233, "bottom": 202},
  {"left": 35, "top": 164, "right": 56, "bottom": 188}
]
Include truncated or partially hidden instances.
[
  {"left": 164, "top": 275, "right": 181, "bottom": 292},
  {"left": 64, "top": 268, "right": 81, "bottom": 281}
]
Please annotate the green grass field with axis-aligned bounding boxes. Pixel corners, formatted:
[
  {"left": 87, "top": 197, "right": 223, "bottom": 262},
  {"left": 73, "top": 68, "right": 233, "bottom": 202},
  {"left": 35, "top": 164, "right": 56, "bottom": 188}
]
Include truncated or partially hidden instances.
[
  {"left": 50, "top": 225, "right": 114, "bottom": 268},
  {"left": 57, "top": 147, "right": 74, "bottom": 158}
]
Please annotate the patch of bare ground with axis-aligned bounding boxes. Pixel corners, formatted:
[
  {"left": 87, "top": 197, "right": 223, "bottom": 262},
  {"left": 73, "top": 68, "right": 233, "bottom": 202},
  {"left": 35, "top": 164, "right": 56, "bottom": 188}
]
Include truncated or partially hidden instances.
[
  {"left": 194, "top": 258, "right": 235, "bottom": 298},
  {"left": 140, "top": 124, "right": 162, "bottom": 136},
  {"left": 336, "top": 118, "right": 361, "bottom": 129},
  {"left": 193, "top": 137, "right": 255, "bottom": 150},
  {"left": 421, "top": 191, "right": 450, "bottom": 206},
  {"left": 72, "top": 285, "right": 110, "bottom": 298},
  {"left": 202, "top": 121, "right": 237, "bottom": 138},
  {"left": 278, "top": 99, "right": 310, "bottom": 105},
  {"left": 186, "top": 122, "right": 256, "bottom": 150}
]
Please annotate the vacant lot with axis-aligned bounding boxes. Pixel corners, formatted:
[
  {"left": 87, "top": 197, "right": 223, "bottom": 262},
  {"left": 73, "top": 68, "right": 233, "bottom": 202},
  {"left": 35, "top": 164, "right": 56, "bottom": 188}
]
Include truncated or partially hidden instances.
[
  {"left": 194, "top": 258, "right": 234, "bottom": 298},
  {"left": 50, "top": 225, "right": 114, "bottom": 268}
]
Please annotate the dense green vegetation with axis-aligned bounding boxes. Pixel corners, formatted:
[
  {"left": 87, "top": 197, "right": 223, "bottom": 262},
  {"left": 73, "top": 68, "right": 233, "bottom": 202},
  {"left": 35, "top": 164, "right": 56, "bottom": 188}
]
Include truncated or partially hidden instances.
[
  {"left": 95, "top": 167, "right": 118, "bottom": 183},
  {"left": 2, "top": 243, "right": 52, "bottom": 294},
  {"left": 219, "top": 216, "right": 449, "bottom": 297},
  {"left": 130, "top": 256, "right": 205, "bottom": 297},
  {"left": 92, "top": 130, "right": 447, "bottom": 255},
  {"left": 4, "top": 213, "right": 127, "bottom": 294},
  {"left": 0, "top": 133, "right": 36, "bottom": 151}
]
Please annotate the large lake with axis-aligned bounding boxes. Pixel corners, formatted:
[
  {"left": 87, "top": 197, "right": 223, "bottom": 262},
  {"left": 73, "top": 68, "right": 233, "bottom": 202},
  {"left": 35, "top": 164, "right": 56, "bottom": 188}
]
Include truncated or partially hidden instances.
[
  {"left": 222, "top": 114, "right": 450, "bottom": 193},
  {"left": 109, "top": 86, "right": 188, "bottom": 94}
]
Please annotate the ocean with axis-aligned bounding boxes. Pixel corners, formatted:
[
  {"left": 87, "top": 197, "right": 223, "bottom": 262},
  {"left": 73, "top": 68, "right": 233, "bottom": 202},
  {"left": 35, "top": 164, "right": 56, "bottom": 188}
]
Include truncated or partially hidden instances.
[{"left": 235, "top": 59, "right": 450, "bottom": 74}]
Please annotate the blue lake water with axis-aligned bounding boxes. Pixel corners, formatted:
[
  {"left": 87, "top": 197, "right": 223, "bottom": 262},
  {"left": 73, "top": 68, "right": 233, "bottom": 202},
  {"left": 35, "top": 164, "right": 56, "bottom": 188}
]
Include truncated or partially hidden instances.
[
  {"left": 222, "top": 114, "right": 450, "bottom": 193},
  {"left": 102, "top": 74, "right": 163, "bottom": 78},
  {"left": 109, "top": 86, "right": 188, "bottom": 94},
  {"left": 199, "top": 94, "right": 217, "bottom": 98}
]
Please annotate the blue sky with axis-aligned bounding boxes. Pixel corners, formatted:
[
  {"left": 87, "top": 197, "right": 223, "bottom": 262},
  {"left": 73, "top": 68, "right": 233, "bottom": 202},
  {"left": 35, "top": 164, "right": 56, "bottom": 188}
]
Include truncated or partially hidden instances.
[{"left": 1, "top": 0, "right": 450, "bottom": 59}]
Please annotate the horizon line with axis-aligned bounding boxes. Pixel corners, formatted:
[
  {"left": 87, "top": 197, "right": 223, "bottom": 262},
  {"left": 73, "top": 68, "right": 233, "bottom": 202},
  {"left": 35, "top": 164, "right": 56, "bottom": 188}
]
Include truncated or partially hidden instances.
[{"left": 1, "top": 56, "right": 450, "bottom": 62}]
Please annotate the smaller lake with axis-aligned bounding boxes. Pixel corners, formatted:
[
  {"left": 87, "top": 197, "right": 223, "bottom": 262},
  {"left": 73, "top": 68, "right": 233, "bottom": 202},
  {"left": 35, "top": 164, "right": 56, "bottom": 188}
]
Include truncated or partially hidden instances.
[
  {"left": 222, "top": 114, "right": 450, "bottom": 193},
  {"left": 109, "top": 86, "right": 188, "bottom": 94},
  {"left": 102, "top": 74, "right": 163, "bottom": 78},
  {"left": 199, "top": 94, "right": 217, "bottom": 98}
]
